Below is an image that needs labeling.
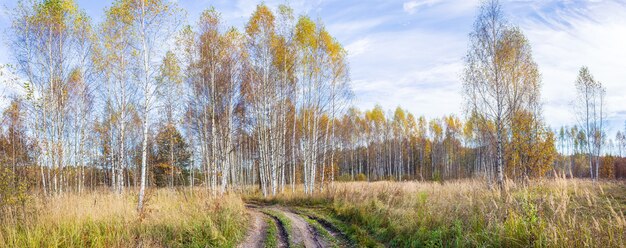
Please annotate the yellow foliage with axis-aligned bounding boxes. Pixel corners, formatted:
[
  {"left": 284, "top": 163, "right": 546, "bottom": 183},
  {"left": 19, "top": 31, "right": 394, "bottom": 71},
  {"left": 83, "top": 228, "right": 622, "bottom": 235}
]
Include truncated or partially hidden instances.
[
  {"left": 600, "top": 155, "right": 616, "bottom": 179},
  {"left": 507, "top": 111, "right": 557, "bottom": 178},
  {"left": 245, "top": 4, "right": 275, "bottom": 37}
]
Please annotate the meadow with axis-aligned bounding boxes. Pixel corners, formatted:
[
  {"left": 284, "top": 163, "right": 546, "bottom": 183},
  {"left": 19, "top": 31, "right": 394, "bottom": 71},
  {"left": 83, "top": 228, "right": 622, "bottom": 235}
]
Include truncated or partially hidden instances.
[
  {"left": 0, "top": 189, "right": 248, "bottom": 247},
  {"left": 1, "top": 178, "right": 624, "bottom": 247},
  {"left": 1, "top": 0, "right": 624, "bottom": 247},
  {"left": 252, "top": 179, "right": 626, "bottom": 247}
]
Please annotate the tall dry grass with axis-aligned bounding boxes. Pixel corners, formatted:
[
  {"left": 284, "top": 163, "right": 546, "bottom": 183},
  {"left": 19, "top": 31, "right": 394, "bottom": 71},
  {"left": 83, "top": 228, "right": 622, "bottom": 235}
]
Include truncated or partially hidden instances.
[
  {"left": 254, "top": 179, "right": 626, "bottom": 247},
  {"left": 2, "top": 180, "right": 624, "bottom": 247},
  {"left": 0, "top": 189, "right": 248, "bottom": 248}
]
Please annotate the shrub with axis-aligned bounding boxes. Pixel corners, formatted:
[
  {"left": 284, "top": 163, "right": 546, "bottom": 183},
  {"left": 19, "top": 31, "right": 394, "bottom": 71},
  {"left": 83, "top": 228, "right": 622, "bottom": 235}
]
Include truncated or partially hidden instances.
[{"left": 355, "top": 173, "right": 367, "bottom": 181}]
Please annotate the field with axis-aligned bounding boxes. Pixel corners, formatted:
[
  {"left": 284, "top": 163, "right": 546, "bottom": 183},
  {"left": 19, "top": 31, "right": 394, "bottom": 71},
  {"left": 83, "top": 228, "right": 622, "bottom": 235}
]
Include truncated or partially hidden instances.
[
  {"left": 1, "top": 179, "right": 625, "bottom": 247},
  {"left": 0, "top": 190, "right": 247, "bottom": 247}
]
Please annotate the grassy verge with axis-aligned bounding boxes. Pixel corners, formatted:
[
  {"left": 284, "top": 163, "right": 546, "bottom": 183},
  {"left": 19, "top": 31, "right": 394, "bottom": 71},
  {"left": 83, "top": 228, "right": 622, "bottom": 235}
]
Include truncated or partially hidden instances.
[{"left": 0, "top": 189, "right": 248, "bottom": 248}]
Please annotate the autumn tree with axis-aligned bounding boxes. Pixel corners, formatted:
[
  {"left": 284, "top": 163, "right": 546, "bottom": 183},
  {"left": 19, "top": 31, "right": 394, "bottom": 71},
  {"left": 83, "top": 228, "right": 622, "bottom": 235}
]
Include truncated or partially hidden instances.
[
  {"left": 0, "top": 99, "right": 32, "bottom": 205},
  {"left": 155, "top": 51, "right": 183, "bottom": 188},
  {"left": 463, "top": 0, "right": 540, "bottom": 191},
  {"left": 507, "top": 111, "right": 556, "bottom": 179},
  {"left": 10, "top": 0, "right": 95, "bottom": 195},
  {"left": 599, "top": 155, "right": 615, "bottom": 179},
  {"left": 245, "top": 5, "right": 283, "bottom": 196},
  {"left": 99, "top": 0, "right": 139, "bottom": 194},
  {"left": 152, "top": 124, "right": 191, "bottom": 187},
  {"left": 574, "top": 67, "right": 606, "bottom": 181},
  {"left": 110, "top": 0, "right": 182, "bottom": 212}
]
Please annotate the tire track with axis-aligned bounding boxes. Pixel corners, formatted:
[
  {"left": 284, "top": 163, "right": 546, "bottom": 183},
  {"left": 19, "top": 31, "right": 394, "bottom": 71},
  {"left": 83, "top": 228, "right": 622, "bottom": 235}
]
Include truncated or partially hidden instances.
[
  {"left": 266, "top": 212, "right": 290, "bottom": 248},
  {"left": 302, "top": 213, "right": 352, "bottom": 247},
  {"left": 277, "top": 208, "right": 327, "bottom": 248},
  {"left": 241, "top": 204, "right": 289, "bottom": 248},
  {"left": 242, "top": 204, "right": 333, "bottom": 248},
  {"left": 238, "top": 206, "right": 268, "bottom": 248}
]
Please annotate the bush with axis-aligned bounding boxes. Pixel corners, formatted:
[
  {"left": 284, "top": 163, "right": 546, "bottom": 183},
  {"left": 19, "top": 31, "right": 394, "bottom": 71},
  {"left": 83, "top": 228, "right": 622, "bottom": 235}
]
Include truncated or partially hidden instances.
[
  {"left": 0, "top": 167, "right": 29, "bottom": 211},
  {"left": 355, "top": 173, "right": 367, "bottom": 181},
  {"left": 337, "top": 174, "right": 352, "bottom": 182}
]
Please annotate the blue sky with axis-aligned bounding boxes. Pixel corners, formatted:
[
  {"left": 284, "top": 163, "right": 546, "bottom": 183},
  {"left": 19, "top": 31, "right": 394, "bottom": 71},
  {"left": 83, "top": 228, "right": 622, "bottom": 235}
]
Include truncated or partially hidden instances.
[{"left": 1, "top": 0, "right": 625, "bottom": 139}]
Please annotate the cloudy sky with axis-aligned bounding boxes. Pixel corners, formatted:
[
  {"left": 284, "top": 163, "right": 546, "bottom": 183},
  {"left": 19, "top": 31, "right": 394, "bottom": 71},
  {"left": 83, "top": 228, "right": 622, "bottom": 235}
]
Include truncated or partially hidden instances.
[{"left": 0, "top": 0, "right": 625, "bottom": 136}]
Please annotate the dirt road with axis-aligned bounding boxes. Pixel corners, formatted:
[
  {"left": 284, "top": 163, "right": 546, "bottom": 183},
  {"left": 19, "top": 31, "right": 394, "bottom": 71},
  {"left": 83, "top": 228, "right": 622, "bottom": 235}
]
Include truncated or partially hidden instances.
[
  {"left": 237, "top": 207, "right": 270, "bottom": 248},
  {"left": 238, "top": 204, "right": 350, "bottom": 248}
]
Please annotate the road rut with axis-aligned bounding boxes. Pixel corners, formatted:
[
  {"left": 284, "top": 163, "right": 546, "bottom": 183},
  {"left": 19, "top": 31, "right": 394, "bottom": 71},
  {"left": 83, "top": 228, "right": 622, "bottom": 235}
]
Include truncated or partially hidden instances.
[{"left": 241, "top": 205, "right": 333, "bottom": 248}]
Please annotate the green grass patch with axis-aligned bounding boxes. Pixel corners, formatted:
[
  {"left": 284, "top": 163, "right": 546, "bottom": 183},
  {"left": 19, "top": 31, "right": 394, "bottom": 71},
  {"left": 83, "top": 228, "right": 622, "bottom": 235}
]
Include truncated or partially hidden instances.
[
  {"left": 295, "top": 207, "right": 382, "bottom": 248},
  {"left": 261, "top": 209, "right": 296, "bottom": 247},
  {"left": 301, "top": 214, "right": 340, "bottom": 248},
  {"left": 264, "top": 216, "right": 278, "bottom": 248}
]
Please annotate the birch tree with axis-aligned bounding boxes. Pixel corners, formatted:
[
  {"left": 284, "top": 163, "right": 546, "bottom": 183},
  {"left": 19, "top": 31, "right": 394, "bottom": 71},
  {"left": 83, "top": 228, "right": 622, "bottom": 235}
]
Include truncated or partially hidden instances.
[
  {"left": 157, "top": 51, "right": 182, "bottom": 188},
  {"left": 99, "top": 0, "right": 140, "bottom": 193},
  {"left": 245, "top": 5, "right": 282, "bottom": 196},
  {"left": 10, "top": 0, "right": 94, "bottom": 195},
  {"left": 462, "top": 0, "right": 540, "bottom": 191},
  {"left": 114, "top": 0, "right": 182, "bottom": 212},
  {"left": 574, "top": 66, "right": 606, "bottom": 181}
]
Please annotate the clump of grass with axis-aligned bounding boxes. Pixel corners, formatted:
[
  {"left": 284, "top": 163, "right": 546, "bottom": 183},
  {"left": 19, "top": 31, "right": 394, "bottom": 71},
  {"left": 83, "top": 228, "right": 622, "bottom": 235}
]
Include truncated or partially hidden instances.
[
  {"left": 256, "top": 179, "right": 626, "bottom": 247},
  {"left": 262, "top": 209, "right": 295, "bottom": 247},
  {"left": 0, "top": 189, "right": 249, "bottom": 248},
  {"left": 264, "top": 217, "right": 278, "bottom": 248},
  {"left": 301, "top": 215, "right": 338, "bottom": 247},
  {"left": 295, "top": 207, "right": 381, "bottom": 247}
]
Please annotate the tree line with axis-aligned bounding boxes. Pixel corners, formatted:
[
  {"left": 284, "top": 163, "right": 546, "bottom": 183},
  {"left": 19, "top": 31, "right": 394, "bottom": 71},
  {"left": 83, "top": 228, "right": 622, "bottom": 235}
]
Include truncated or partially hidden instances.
[{"left": 0, "top": 0, "right": 624, "bottom": 211}]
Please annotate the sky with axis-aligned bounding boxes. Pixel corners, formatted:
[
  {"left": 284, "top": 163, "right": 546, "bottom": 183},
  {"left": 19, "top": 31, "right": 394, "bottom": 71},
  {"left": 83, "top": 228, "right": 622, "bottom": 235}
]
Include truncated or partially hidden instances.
[{"left": 0, "top": 0, "right": 625, "bottom": 138}]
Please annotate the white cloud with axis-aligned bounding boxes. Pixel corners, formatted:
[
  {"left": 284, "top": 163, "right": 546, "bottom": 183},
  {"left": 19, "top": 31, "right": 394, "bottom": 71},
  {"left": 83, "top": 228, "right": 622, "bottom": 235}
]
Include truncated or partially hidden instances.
[
  {"left": 0, "top": 0, "right": 623, "bottom": 136},
  {"left": 327, "top": 17, "right": 389, "bottom": 40},
  {"left": 403, "top": 0, "right": 441, "bottom": 14},
  {"left": 345, "top": 38, "right": 370, "bottom": 57},
  {"left": 347, "top": 26, "right": 467, "bottom": 120},
  {"left": 513, "top": 0, "right": 626, "bottom": 134}
]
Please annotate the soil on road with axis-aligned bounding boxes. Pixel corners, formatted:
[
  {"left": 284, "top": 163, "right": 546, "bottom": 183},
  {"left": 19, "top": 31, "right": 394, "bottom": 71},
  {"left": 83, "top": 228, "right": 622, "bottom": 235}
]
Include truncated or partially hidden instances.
[
  {"left": 239, "top": 204, "right": 343, "bottom": 248},
  {"left": 237, "top": 207, "right": 269, "bottom": 248}
]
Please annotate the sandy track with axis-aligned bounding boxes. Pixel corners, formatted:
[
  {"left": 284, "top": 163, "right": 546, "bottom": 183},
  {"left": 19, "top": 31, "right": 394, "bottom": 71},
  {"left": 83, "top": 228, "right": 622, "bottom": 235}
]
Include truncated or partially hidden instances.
[
  {"left": 303, "top": 213, "right": 352, "bottom": 247},
  {"left": 267, "top": 213, "right": 289, "bottom": 248},
  {"left": 277, "top": 207, "right": 328, "bottom": 248},
  {"left": 237, "top": 207, "right": 268, "bottom": 248},
  {"left": 241, "top": 205, "right": 332, "bottom": 248}
]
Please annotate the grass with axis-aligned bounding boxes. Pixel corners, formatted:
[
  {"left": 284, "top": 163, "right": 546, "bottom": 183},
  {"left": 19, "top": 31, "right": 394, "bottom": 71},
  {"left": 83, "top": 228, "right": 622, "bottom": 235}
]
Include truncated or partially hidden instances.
[
  {"left": 295, "top": 207, "right": 382, "bottom": 247},
  {"left": 0, "top": 189, "right": 249, "bottom": 248},
  {"left": 261, "top": 209, "right": 296, "bottom": 247},
  {"left": 1, "top": 179, "right": 624, "bottom": 247},
  {"left": 247, "top": 178, "right": 626, "bottom": 247},
  {"left": 301, "top": 214, "right": 341, "bottom": 248},
  {"left": 264, "top": 217, "right": 278, "bottom": 248}
]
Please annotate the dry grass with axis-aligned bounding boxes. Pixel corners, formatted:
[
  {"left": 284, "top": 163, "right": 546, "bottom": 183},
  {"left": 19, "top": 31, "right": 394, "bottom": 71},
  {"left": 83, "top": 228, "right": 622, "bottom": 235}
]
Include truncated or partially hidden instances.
[
  {"left": 252, "top": 179, "right": 626, "bottom": 247},
  {"left": 0, "top": 189, "right": 248, "bottom": 248},
  {"left": 1, "top": 179, "right": 624, "bottom": 247}
]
